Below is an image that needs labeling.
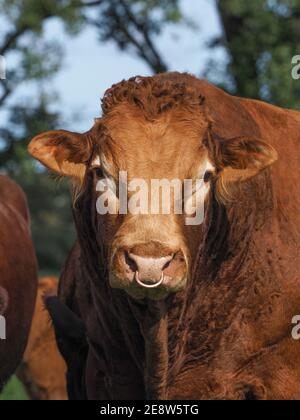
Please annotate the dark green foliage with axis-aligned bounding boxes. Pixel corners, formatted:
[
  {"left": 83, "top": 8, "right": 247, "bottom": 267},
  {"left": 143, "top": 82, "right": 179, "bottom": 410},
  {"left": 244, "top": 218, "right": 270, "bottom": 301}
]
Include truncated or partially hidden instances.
[
  {"left": 0, "top": 99, "right": 75, "bottom": 272},
  {"left": 214, "top": 0, "right": 300, "bottom": 108}
]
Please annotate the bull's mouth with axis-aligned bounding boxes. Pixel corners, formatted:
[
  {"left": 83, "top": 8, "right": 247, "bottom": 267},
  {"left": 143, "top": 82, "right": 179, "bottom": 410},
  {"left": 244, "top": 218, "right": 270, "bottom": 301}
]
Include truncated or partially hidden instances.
[{"left": 109, "top": 270, "right": 188, "bottom": 301}]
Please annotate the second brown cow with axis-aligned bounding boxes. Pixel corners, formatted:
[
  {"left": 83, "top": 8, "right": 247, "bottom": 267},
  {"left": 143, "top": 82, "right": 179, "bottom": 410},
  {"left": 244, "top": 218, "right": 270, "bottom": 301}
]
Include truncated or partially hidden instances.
[{"left": 0, "top": 176, "right": 38, "bottom": 390}]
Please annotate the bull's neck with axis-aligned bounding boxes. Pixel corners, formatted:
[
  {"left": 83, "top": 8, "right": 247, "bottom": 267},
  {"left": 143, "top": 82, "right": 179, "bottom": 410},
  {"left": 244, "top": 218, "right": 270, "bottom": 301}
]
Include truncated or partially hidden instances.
[
  {"left": 164, "top": 171, "right": 277, "bottom": 384},
  {"left": 75, "top": 171, "right": 276, "bottom": 399}
]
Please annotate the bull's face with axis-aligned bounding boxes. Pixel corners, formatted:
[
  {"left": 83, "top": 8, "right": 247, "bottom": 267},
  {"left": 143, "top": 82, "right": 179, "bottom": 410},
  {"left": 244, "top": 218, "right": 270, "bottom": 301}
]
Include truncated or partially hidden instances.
[
  {"left": 88, "top": 104, "right": 213, "bottom": 300},
  {"left": 28, "top": 77, "right": 277, "bottom": 300}
]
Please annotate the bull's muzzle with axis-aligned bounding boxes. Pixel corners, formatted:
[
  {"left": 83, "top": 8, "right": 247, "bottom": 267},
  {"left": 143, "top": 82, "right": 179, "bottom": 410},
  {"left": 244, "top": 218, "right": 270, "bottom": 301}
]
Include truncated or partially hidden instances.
[{"left": 110, "top": 243, "right": 188, "bottom": 298}]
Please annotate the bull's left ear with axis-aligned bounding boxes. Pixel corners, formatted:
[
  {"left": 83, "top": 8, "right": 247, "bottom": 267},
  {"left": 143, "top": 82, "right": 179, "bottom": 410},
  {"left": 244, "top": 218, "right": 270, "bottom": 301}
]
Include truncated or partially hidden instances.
[
  {"left": 212, "top": 136, "right": 278, "bottom": 203},
  {"left": 28, "top": 130, "right": 92, "bottom": 180},
  {"left": 216, "top": 136, "right": 278, "bottom": 183}
]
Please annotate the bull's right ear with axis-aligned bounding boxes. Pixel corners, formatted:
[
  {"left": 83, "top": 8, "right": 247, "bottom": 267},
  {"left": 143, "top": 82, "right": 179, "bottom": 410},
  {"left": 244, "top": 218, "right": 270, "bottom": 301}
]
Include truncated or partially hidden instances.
[{"left": 28, "top": 130, "right": 92, "bottom": 180}]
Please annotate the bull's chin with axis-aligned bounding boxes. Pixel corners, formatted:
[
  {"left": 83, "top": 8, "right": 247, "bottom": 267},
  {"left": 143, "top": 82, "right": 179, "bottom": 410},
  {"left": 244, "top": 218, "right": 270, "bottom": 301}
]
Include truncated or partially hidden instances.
[
  {"left": 109, "top": 274, "right": 187, "bottom": 301},
  {"left": 126, "top": 287, "right": 170, "bottom": 301}
]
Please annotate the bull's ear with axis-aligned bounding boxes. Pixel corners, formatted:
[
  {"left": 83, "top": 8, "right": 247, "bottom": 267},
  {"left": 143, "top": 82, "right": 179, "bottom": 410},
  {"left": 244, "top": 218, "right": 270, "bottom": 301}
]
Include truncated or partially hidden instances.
[
  {"left": 213, "top": 136, "right": 277, "bottom": 202},
  {"left": 28, "top": 130, "right": 92, "bottom": 179},
  {"left": 217, "top": 136, "right": 277, "bottom": 182}
]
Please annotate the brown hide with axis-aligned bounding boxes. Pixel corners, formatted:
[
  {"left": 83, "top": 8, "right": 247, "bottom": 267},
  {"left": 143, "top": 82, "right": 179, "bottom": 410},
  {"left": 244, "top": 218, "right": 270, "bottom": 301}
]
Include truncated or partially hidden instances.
[
  {"left": 31, "top": 73, "right": 300, "bottom": 400},
  {"left": 0, "top": 176, "right": 38, "bottom": 389},
  {"left": 18, "top": 277, "right": 67, "bottom": 400}
]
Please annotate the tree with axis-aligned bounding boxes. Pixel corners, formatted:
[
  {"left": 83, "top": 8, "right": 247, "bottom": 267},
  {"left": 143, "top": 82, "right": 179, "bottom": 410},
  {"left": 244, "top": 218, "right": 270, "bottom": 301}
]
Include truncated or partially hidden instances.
[
  {"left": 85, "top": 0, "right": 183, "bottom": 73},
  {"left": 0, "top": 0, "right": 183, "bottom": 110},
  {"left": 0, "top": 0, "right": 87, "bottom": 272},
  {"left": 0, "top": 99, "right": 75, "bottom": 272},
  {"left": 0, "top": 0, "right": 85, "bottom": 108},
  {"left": 214, "top": 0, "right": 300, "bottom": 108}
]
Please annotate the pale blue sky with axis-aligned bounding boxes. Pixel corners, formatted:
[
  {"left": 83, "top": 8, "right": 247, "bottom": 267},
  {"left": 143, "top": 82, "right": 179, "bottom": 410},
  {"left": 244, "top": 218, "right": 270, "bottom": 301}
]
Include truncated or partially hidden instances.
[{"left": 3, "top": 0, "right": 223, "bottom": 132}]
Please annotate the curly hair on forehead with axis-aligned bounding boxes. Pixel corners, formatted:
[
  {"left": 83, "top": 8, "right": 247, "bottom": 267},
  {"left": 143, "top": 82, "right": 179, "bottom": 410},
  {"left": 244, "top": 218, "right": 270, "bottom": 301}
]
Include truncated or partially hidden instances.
[{"left": 101, "top": 76, "right": 206, "bottom": 120}]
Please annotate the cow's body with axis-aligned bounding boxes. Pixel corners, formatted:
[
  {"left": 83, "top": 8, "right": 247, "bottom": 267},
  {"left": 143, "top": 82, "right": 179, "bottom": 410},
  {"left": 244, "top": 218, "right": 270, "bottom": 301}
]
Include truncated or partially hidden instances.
[
  {"left": 0, "top": 176, "right": 38, "bottom": 389},
  {"left": 31, "top": 73, "right": 300, "bottom": 400}
]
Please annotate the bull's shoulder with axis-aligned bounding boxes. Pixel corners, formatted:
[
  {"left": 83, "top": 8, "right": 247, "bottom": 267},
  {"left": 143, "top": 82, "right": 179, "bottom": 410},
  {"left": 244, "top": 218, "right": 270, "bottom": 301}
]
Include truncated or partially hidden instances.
[
  {"left": 0, "top": 176, "right": 29, "bottom": 223},
  {"left": 238, "top": 97, "right": 300, "bottom": 129}
]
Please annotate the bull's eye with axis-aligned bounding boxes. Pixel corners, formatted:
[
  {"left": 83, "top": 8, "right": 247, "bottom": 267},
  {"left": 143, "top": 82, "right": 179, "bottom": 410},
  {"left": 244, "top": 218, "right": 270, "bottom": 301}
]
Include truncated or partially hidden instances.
[
  {"left": 203, "top": 171, "right": 213, "bottom": 183},
  {"left": 94, "top": 167, "right": 104, "bottom": 178}
]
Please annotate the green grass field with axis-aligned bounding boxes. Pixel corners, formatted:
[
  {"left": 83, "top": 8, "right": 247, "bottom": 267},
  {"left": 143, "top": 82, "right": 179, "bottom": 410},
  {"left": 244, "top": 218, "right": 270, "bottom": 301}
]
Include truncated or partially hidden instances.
[{"left": 0, "top": 376, "right": 29, "bottom": 400}]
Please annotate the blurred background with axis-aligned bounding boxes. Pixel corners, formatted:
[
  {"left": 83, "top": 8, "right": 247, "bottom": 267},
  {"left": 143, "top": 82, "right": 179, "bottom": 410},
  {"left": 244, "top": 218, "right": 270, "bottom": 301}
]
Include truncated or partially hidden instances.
[{"left": 1, "top": 0, "right": 300, "bottom": 399}]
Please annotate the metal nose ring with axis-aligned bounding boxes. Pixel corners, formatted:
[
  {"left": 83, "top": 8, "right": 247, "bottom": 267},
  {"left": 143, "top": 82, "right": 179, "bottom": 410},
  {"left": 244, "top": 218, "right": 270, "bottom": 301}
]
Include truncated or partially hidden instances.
[{"left": 135, "top": 272, "right": 164, "bottom": 289}]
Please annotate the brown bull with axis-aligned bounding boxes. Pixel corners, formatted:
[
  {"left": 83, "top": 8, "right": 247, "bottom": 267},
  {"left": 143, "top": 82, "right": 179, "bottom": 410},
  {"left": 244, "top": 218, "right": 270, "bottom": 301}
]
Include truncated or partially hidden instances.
[
  {"left": 0, "top": 176, "right": 38, "bottom": 389},
  {"left": 29, "top": 73, "right": 300, "bottom": 400}
]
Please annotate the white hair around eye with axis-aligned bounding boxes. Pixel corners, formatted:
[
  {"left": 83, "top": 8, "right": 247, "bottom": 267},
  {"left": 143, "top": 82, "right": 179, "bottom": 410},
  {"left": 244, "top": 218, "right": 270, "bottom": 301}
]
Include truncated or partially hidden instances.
[
  {"left": 91, "top": 155, "right": 101, "bottom": 167},
  {"left": 92, "top": 154, "right": 117, "bottom": 196},
  {"left": 201, "top": 159, "right": 215, "bottom": 179},
  {"left": 184, "top": 158, "right": 215, "bottom": 223},
  {"left": 91, "top": 154, "right": 114, "bottom": 176}
]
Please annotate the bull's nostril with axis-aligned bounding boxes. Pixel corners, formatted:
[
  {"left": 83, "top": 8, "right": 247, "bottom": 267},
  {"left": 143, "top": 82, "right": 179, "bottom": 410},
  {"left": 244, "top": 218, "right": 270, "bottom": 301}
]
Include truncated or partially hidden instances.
[
  {"left": 125, "top": 251, "right": 138, "bottom": 273},
  {"left": 162, "top": 254, "right": 174, "bottom": 271}
]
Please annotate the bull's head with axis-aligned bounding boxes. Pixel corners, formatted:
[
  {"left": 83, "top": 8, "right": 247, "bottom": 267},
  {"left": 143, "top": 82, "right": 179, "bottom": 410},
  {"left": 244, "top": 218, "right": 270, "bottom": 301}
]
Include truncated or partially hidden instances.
[{"left": 28, "top": 76, "right": 277, "bottom": 300}]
